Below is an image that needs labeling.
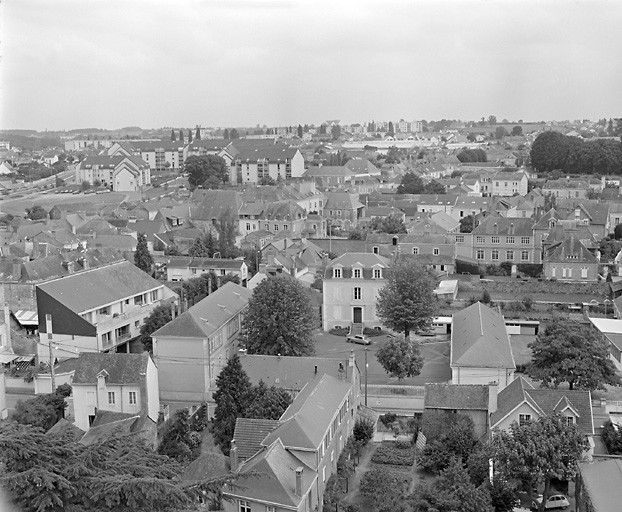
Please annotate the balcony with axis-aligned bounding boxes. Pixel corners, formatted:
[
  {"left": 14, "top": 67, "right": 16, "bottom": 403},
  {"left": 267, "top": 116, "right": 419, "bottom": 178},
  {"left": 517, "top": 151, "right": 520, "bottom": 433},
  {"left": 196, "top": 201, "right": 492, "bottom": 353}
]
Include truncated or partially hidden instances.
[{"left": 96, "top": 305, "right": 149, "bottom": 332}]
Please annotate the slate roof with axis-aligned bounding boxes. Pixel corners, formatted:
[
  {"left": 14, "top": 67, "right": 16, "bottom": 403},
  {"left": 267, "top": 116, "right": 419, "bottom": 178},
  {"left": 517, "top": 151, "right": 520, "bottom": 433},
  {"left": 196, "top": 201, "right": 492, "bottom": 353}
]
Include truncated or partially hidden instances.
[
  {"left": 233, "top": 418, "right": 281, "bottom": 460},
  {"left": 493, "top": 171, "right": 527, "bottom": 181},
  {"left": 533, "top": 208, "right": 563, "bottom": 230},
  {"left": 229, "top": 139, "right": 298, "bottom": 161},
  {"left": 308, "top": 238, "right": 366, "bottom": 256},
  {"left": 471, "top": 215, "right": 534, "bottom": 236},
  {"left": 490, "top": 376, "right": 594, "bottom": 436},
  {"left": 424, "top": 383, "right": 491, "bottom": 411},
  {"left": 190, "top": 190, "right": 242, "bottom": 221},
  {"left": 71, "top": 352, "right": 150, "bottom": 385},
  {"left": 344, "top": 158, "right": 380, "bottom": 175},
  {"left": 303, "top": 166, "right": 352, "bottom": 178},
  {"left": 165, "top": 256, "right": 246, "bottom": 270},
  {"left": 153, "top": 282, "right": 251, "bottom": 338},
  {"left": 325, "top": 252, "right": 390, "bottom": 279},
  {"left": 262, "top": 374, "right": 352, "bottom": 451},
  {"left": 543, "top": 178, "right": 590, "bottom": 190},
  {"left": 240, "top": 354, "right": 355, "bottom": 392},
  {"left": 187, "top": 139, "right": 231, "bottom": 152},
  {"left": 36, "top": 260, "right": 164, "bottom": 313},
  {"left": 324, "top": 192, "right": 364, "bottom": 210},
  {"left": 21, "top": 248, "right": 123, "bottom": 282},
  {"left": 451, "top": 302, "right": 515, "bottom": 369},
  {"left": 182, "top": 451, "right": 229, "bottom": 482},
  {"left": 545, "top": 236, "right": 599, "bottom": 263}
]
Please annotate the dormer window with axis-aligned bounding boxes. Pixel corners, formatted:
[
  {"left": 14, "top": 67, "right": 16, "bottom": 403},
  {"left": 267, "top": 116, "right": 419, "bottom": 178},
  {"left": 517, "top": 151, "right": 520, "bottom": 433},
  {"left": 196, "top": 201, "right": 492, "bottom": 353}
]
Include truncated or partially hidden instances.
[
  {"left": 353, "top": 268, "right": 362, "bottom": 278},
  {"left": 412, "top": 247, "right": 419, "bottom": 255},
  {"left": 333, "top": 268, "right": 342, "bottom": 278},
  {"left": 373, "top": 268, "right": 382, "bottom": 279}
]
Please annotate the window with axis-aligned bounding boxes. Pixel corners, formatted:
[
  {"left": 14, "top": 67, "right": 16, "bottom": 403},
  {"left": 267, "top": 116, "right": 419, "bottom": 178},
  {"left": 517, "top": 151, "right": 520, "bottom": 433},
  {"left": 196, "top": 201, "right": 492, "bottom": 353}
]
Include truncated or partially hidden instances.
[
  {"left": 412, "top": 247, "right": 419, "bottom": 255},
  {"left": 373, "top": 268, "right": 382, "bottom": 279},
  {"left": 581, "top": 267, "right": 588, "bottom": 279},
  {"left": 108, "top": 392, "right": 115, "bottom": 405},
  {"left": 373, "top": 246, "right": 379, "bottom": 254},
  {"left": 566, "top": 416, "right": 574, "bottom": 426},
  {"left": 246, "top": 223, "right": 251, "bottom": 231},
  {"left": 563, "top": 267, "right": 572, "bottom": 278},
  {"left": 353, "top": 287, "right": 361, "bottom": 300},
  {"left": 476, "top": 236, "right": 485, "bottom": 244},
  {"left": 491, "top": 236, "right": 500, "bottom": 244},
  {"left": 506, "top": 250, "right": 514, "bottom": 260},
  {"left": 519, "top": 414, "right": 531, "bottom": 426},
  {"left": 274, "top": 224, "right": 279, "bottom": 231},
  {"left": 266, "top": 507, "right": 276, "bottom": 512},
  {"left": 239, "top": 500, "right": 251, "bottom": 512},
  {"left": 128, "top": 391, "right": 137, "bottom": 405},
  {"left": 353, "top": 268, "right": 361, "bottom": 278},
  {"left": 333, "top": 268, "right": 341, "bottom": 278},
  {"left": 322, "top": 466, "right": 326, "bottom": 482},
  {"left": 552, "top": 266, "right": 557, "bottom": 278},
  {"left": 521, "top": 250, "right": 529, "bottom": 261},
  {"left": 506, "top": 236, "right": 515, "bottom": 244},
  {"left": 455, "top": 235, "right": 464, "bottom": 244},
  {"left": 491, "top": 250, "right": 499, "bottom": 260},
  {"left": 476, "top": 250, "right": 484, "bottom": 260},
  {"left": 521, "top": 236, "right": 530, "bottom": 244},
  {"left": 433, "top": 248, "right": 439, "bottom": 255}
]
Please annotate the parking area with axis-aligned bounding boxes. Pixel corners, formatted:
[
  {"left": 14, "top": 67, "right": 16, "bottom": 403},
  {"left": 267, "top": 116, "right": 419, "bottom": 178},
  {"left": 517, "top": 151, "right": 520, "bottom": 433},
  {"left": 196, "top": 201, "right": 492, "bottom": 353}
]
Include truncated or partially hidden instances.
[{"left": 314, "top": 331, "right": 451, "bottom": 385}]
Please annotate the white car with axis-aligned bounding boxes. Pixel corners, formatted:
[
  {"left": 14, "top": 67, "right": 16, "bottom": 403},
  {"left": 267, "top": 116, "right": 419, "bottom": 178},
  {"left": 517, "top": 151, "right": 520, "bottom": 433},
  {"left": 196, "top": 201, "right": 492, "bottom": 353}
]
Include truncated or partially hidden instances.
[
  {"left": 531, "top": 494, "right": 569, "bottom": 510},
  {"left": 346, "top": 334, "right": 371, "bottom": 345}
]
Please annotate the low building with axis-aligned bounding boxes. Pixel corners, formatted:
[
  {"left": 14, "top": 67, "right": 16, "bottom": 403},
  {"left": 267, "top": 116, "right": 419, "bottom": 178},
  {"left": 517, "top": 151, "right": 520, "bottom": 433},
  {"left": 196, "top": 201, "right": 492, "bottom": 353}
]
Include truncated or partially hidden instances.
[
  {"left": 164, "top": 256, "right": 248, "bottom": 285},
  {"left": 491, "top": 170, "right": 528, "bottom": 196},
  {"left": 152, "top": 282, "right": 252, "bottom": 412},
  {"left": 543, "top": 235, "right": 600, "bottom": 281},
  {"left": 450, "top": 302, "right": 516, "bottom": 391},
  {"left": 75, "top": 155, "right": 151, "bottom": 192}
]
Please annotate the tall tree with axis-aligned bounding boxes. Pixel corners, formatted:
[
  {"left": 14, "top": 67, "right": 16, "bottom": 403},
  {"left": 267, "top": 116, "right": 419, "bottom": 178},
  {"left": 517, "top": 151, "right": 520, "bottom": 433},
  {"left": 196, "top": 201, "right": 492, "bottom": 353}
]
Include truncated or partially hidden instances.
[
  {"left": 424, "top": 180, "right": 446, "bottom": 194},
  {"left": 460, "top": 215, "right": 475, "bottom": 233},
  {"left": 527, "top": 321, "right": 621, "bottom": 390},
  {"left": 375, "top": 335, "right": 424, "bottom": 381},
  {"left": 223, "top": 128, "right": 229, "bottom": 139},
  {"left": 195, "top": 127, "right": 201, "bottom": 140},
  {"left": 134, "top": 233, "right": 154, "bottom": 275},
  {"left": 511, "top": 125, "right": 523, "bottom": 136},
  {"left": 26, "top": 205, "right": 48, "bottom": 220},
  {"left": 331, "top": 124, "right": 341, "bottom": 140},
  {"left": 178, "top": 129, "right": 184, "bottom": 144},
  {"left": 530, "top": 131, "right": 571, "bottom": 172},
  {"left": 245, "top": 380, "right": 292, "bottom": 420},
  {"left": 240, "top": 275, "right": 316, "bottom": 356},
  {"left": 492, "top": 413, "right": 589, "bottom": 512},
  {"left": 376, "top": 259, "right": 439, "bottom": 339},
  {"left": 158, "top": 409, "right": 199, "bottom": 462},
  {"left": 0, "top": 423, "right": 234, "bottom": 512},
  {"left": 170, "top": 129, "right": 177, "bottom": 141},
  {"left": 186, "top": 155, "right": 228, "bottom": 189},
  {"left": 139, "top": 303, "right": 173, "bottom": 353},
  {"left": 229, "top": 128, "right": 239, "bottom": 139},
  {"left": 297, "top": 124, "right": 303, "bottom": 138},
  {"left": 216, "top": 211, "right": 238, "bottom": 258},
  {"left": 397, "top": 172, "right": 425, "bottom": 194},
  {"left": 188, "top": 234, "right": 214, "bottom": 257},
  {"left": 211, "top": 355, "right": 253, "bottom": 454},
  {"left": 187, "top": 129, "right": 193, "bottom": 143},
  {"left": 369, "top": 215, "right": 407, "bottom": 234}
]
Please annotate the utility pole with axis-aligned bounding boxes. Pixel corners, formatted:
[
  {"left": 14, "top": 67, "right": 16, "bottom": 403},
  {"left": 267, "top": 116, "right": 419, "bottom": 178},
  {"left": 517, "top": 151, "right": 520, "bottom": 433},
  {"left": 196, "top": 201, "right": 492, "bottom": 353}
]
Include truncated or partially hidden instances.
[
  {"left": 364, "top": 347, "right": 368, "bottom": 407},
  {"left": 45, "top": 314, "right": 56, "bottom": 391}
]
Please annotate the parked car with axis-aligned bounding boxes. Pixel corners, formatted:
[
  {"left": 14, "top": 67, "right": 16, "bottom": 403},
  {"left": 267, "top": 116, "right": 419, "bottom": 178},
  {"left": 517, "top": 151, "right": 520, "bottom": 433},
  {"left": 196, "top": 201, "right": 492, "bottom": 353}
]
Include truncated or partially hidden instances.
[
  {"left": 346, "top": 334, "right": 371, "bottom": 345},
  {"left": 531, "top": 494, "right": 569, "bottom": 510}
]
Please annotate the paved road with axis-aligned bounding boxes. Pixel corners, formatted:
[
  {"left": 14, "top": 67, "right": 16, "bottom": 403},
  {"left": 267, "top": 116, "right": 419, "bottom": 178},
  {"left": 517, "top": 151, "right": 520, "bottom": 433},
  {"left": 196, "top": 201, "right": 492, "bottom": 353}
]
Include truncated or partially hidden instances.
[{"left": 314, "top": 332, "right": 451, "bottom": 386}]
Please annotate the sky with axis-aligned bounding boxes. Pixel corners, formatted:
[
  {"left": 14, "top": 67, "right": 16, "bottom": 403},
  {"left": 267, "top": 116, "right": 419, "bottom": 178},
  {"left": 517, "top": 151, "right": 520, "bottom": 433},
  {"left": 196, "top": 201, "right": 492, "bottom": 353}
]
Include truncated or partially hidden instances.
[{"left": 1, "top": 0, "right": 621, "bottom": 131}]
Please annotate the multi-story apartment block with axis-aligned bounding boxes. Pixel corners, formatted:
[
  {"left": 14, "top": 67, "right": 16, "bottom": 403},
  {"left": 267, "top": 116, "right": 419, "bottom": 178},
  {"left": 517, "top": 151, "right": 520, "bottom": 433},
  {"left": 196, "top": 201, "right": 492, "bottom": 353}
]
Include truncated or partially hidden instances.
[
  {"left": 152, "top": 282, "right": 252, "bottom": 410},
  {"left": 323, "top": 253, "right": 390, "bottom": 330},
  {"left": 165, "top": 256, "right": 248, "bottom": 285},
  {"left": 108, "top": 140, "right": 188, "bottom": 171},
  {"left": 238, "top": 200, "right": 307, "bottom": 237},
  {"left": 75, "top": 155, "right": 150, "bottom": 192},
  {"left": 491, "top": 170, "right": 528, "bottom": 196},
  {"left": 223, "top": 365, "right": 360, "bottom": 512},
  {"left": 227, "top": 140, "right": 305, "bottom": 184},
  {"left": 36, "top": 261, "right": 177, "bottom": 362},
  {"left": 185, "top": 139, "right": 232, "bottom": 158},
  {"left": 464, "top": 216, "right": 536, "bottom": 265}
]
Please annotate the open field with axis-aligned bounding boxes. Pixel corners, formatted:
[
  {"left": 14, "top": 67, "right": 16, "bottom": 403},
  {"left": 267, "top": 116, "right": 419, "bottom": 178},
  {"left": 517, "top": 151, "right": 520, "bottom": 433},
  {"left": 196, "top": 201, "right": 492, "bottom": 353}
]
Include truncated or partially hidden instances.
[{"left": 0, "top": 190, "right": 138, "bottom": 215}]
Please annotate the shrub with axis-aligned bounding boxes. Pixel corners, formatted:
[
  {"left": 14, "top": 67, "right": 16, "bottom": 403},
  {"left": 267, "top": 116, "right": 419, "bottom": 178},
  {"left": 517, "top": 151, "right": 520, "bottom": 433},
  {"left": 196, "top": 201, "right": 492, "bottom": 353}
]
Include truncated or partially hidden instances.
[
  {"left": 353, "top": 418, "right": 375, "bottom": 445},
  {"left": 481, "top": 289, "right": 491, "bottom": 304},
  {"left": 380, "top": 412, "right": 397, "bottom": 426},
  {"left": 517, "top": 263, "right": 543, "bottom": 278},
  {"left": 55, "top": 383, "right": 72, "bottom": 397},
  {"left": 499, "top": 261, "right": 513, "bottom": 276},
  {"left": 372, "top": 445, "right": 416, "bottom": 466},
  {"left": 602, "top": 420, "right": 622, "bottom": 454},
  {"left": 395, "top": 435, "right": 412, "bottom": 449},
  {"left": 329, "top": 327, "right": 349, "bottom": 337},
  {"left": 522, "top": 296, "right": 534, "bottom": 311}
]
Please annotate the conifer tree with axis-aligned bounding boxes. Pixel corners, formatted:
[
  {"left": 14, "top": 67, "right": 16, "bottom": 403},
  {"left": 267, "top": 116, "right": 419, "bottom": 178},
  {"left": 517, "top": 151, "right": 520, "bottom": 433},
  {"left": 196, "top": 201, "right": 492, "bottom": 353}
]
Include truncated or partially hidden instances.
[{"left": 134, "top": 233, "right": 154, "bottom": 274}]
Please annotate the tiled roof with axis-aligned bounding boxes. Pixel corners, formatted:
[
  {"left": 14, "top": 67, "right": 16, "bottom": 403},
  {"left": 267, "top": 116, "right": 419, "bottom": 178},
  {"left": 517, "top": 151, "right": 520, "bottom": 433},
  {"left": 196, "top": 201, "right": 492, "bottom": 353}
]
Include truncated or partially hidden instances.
[
  {"left": 240, "top": 353, "right": 354, "bottom": 392},
  {"left": 424, "top": 383, "right": 491, "bottom": 410},
  {"left": 451, "top": 302, "right": 515, "bottom": 369},
  {"left": 71, "top": 352, "right": 150, "bottom": 385},
  {"left": 233, "top": 418, "right": 281, "bottom": 460},
  {"left": 153, "top": 282, "right": 251, "bottom": 338},
  {"left": 262, "top": 374, "right": 352, "bottom": 450},
  {"left": 36, "top": 260, "right": 164, "bottom": 313},
  {"left": 491, "top": 376, "right": 594, "bottom": 435}
]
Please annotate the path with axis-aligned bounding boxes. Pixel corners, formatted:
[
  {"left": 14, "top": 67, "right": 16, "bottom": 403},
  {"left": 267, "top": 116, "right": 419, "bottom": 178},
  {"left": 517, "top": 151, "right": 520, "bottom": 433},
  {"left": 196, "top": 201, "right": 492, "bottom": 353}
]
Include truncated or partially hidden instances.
[{"left": 343, "top": 441, "right": 377, "bottom": 505}]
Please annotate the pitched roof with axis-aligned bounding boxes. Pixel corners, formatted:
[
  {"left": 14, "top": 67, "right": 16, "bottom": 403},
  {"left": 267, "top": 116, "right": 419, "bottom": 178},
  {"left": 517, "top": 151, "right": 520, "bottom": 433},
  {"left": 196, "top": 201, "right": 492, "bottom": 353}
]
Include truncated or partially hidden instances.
[
  {"left": 451, "top": 302, "right": 515, "bottom": 369},
  {"left": 491, "top": 376, "right": 594, "bottom": 435},
  {"left": 262, "top": 374, "right": 352, "bottom": 450},
  {"left": 21, "top": 248, "right": 123, "bottom": 282},
  {"left": 326, "top": 252, "right": 390, "bottom": 269},
  {"left": 71, "top": 352, "right": 150, "bottom": 385},
  {"left": 153, "top": 282, "right": 251, "bottom": 338},
  {"left": 240, "top": 353, "right": 354, "bottom": 392},
  {"left": 36, "top": 260, "right": 164, "bottom": 313},
  {"left": 46, "top": 418, "right": 85, "bottom": 441},
  {"left": 324, "top": 191, "right": 364, "bottom": 210},
  {"left": 165, "top": 256, "right": 246, "bottom": 270},
  {"left": 424, "top": 383, "right": 491, "bottom": 410},
  {"left": 233, "top": 418, "right": 281, "bottom": 460},
  {"left": 545, "top": 235, "right": 598, "bottom": 264},
  {"left": 471, "top": 215, "right": 534, "bottom": 236},
  {"left": 229, "top": 139, "right": 298, "bottom": 161}
]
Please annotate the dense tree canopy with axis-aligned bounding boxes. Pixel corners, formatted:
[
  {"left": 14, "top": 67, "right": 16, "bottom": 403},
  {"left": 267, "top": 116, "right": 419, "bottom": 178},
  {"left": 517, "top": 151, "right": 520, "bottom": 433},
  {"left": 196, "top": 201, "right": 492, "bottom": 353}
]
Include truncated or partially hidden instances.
[
  {"left": 186, "top": 155, "right": 228, "bottom": 189},
  {"left": 245, "top": 380, "right": 292, "bottom": 420},
  {"left": 527, "top": 321, "right": 621, "bottom": 390},
  {"left": 139, "top": 303, "right": 173, "bottom": 353},
  {"left": 376, "top": 260, "right": 439, "bottom": 339},
  {"left": 397, "top": 172, "right": 425, "bottom": 194},
  {"left": 0, "top": 424, "right": 231, "bottom": 512},
  {"left": 460, "top": 215, "right": 475, "bottom": 233},
  {"left": 188, "top": 233, "right": 216, "bottom": 257},
  {"left": 369, "top": 215, "right": 407, "bottom": 234},
  {"left": 14, "top": 392, "right": 67, "bottom": 431},
  {"left": 457, "top": 148, "right": 487, "bottom": 163},
  {"left": 240, "top": 275, "right": 316, "bottom": 356},
  {"left": 26, "top": 205, "right": 48, "bottom": 220},
  {"left": 376, "top": 335, "right": 424, "bottom": 380}
]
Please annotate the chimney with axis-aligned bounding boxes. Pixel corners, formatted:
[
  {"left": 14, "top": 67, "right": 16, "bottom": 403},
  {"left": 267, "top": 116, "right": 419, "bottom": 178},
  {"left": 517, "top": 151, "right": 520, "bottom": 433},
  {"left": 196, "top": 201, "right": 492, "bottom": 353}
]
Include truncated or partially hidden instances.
[
  {"left": 488, "top": 383, "right": 498, "bottom": 415},
  {"left": 314, "top": 365, "right": 318, "bottom": 375},
  {"left": 62, "top": 261, "right": 75, "bottom": 273},
  {"left": 12, "top": 259, "right": 21, "bottom": 281},
  {"left": 3, "top": 302, "right": 10, "bottom": 351},
  {"left": 170, "top": 301, "right": 176, "bottom": 320},
  {"left": 295, "top": 467, "right": 303, "bottom": 496},
  {"left": 230, "top": 439, "right": 238, "bottom": 472},
  {"left": 80, "top": 257, "right": 89, "bottom": 270}
]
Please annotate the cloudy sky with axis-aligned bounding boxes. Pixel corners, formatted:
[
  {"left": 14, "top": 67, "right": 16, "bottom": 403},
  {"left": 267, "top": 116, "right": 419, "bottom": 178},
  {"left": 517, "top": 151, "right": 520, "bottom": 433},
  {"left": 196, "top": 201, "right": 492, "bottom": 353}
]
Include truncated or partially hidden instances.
[{"left": 2, "top": 0, "right": 621, "bottom": 131}]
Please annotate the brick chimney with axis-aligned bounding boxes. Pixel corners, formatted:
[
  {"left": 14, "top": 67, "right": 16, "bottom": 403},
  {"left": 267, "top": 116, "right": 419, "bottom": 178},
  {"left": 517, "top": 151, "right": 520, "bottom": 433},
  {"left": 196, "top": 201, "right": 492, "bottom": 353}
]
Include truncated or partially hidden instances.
[
  {"left": 62, "top": 260, "right": 75, "bottom": 273},
  {"left": 295, "top": 467, "right": 303, "bottom": 496},
  {"left": 230, "top": 439, "right": 238, "bottom": 472}
]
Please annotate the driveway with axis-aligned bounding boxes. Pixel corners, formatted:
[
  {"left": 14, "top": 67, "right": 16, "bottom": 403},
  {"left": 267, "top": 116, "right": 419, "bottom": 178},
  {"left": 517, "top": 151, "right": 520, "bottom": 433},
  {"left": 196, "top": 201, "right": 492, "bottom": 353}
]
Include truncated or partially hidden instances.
[{"left": 314, "top": 332, "right": 451, "bottom": 385}]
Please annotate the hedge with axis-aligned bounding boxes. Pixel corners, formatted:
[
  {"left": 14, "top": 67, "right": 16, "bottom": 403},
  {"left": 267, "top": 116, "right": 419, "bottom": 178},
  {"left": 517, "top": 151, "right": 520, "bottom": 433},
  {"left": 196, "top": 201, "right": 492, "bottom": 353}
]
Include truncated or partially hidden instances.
[{"left": 371, "top": 445, "right": 416, "bottom": 466}]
